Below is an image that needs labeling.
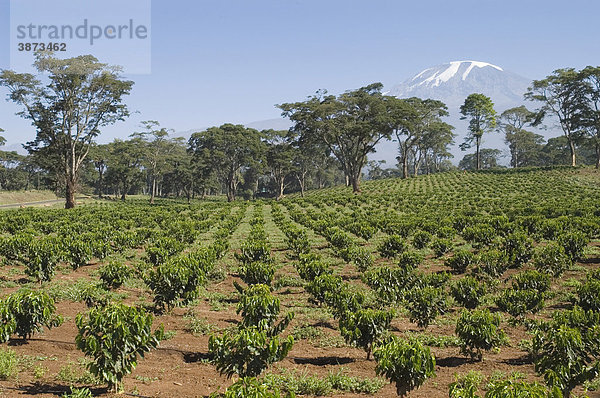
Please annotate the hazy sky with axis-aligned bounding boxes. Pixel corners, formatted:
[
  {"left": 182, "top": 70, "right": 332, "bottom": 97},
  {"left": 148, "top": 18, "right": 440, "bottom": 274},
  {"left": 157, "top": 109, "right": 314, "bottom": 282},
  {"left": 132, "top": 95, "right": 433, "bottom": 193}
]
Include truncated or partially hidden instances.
[{"left": 0, "top": 0, "right": 598, "bottom": 148}]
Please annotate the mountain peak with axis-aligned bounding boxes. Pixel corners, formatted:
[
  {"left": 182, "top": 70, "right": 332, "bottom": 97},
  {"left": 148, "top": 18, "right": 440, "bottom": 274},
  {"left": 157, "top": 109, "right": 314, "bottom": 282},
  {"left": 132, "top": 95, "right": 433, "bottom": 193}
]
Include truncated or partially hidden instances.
[{"left": 409, "top": 60, "right": 504, "bottom": 89}]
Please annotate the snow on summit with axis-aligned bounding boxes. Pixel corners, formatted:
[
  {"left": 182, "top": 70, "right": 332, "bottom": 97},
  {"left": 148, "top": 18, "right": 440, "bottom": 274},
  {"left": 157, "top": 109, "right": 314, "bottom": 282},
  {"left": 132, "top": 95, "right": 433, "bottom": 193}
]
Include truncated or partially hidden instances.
[{"left": 413, "top": 61, "right": 504, "bottom": 88}]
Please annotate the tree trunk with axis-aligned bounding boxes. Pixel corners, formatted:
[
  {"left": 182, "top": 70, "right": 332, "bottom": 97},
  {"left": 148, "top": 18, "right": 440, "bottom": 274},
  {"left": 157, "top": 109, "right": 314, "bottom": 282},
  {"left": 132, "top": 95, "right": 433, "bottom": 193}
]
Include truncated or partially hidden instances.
[
  {"left": 595, "top": 142, "right": 600, "bottom": 169},
  {"left": 150, "top": 175, "right": 156, "bottom": 204},
  {"left": 402, "top": 155, "right": 409, "bottom": 179},
  {"left": 476, "top": 136, "right": 481, "bottom": 170},
  {"left": 350, "top": 171, "right": 361, "bottom": 193},
  {"left": 568, "top": 137, "right": 576, "bottom": 167},
  {"left": 65, "top": 178, "right": 76, "bottom": 209}
]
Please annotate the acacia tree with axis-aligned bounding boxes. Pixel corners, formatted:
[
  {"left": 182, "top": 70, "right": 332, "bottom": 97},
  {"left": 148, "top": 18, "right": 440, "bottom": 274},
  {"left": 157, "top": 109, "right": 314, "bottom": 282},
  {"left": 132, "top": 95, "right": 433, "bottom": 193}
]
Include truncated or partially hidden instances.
[
  {"left": 0, "top": 53, "right": 133, "bottom": 208},
  {"left": 459, "top": 93, "right": 497, "bottom": 170},
  {"left": 499, "top": 106, "right": 544, "bottom": 168},
  {"left": 188, "top": 124, "right": 265, "bottom": 201},
  {"left": 525, "top": 68, "right": 587, "bottom": 167},
  {"left": 279, "top": 83, "right": 392, "bottom": 193},
  {"left": 579, "top": 66, "right": 600, "bottom": 168}
]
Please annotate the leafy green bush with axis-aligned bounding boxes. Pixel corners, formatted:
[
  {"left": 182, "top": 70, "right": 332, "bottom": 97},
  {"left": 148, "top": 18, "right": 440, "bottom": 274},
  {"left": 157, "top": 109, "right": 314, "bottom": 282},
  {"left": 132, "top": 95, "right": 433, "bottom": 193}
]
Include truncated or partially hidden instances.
[
  {"left": 25, "top": 239, "right": 61, "bottom": 283},
  {"left": 431, "top": 238, "right": 453, "bottom": 257},
  {"left": 295, "top": 254, "right": 331, "bottom": 281},
  {"left": 501, "top": 231, "right": 533, "bottom": 268},
  {"left": 533, "top": 243, "right": 571, "bottom": 277},
  {"left": 145, "top": 256, "right": 205, "bottom": 311},
  {"left": 557, "top": 231, "right": 589, "bottom": 261},
  {"left": 65, "top": 239, "right": 93, "bottom": 269},
  {"left": 496, "top": 289, "right": 545, "bottom": 318},
  {"left": 306, "top": 274, "right": 343, "bottom": 305},
  {"left": 99, "top": 260, "right": 132, "bottom": 289},
  {"left": 239, "top": 261, "right": 277, "bottom": 286},
  {"left": 236, "top": 239, "right": 272, "bottom": 266},
  {"left": 209, "top": 326, "right": 294, "bottom": 378},
  {"left": 412, "top": 230, "right": 432, "bottom": 249},
  {"left": 475, "top": 249, "right": 508, "bottom": 278},
  {"left": 217, "top": 377, "right": 293, "bottom": 398},
  {"left": 350, "top": 246, "right": 374, "bottom": 272},
  {"left": 0, "top": 289, "right": 63, "bottom": 342},
  {"left": 378, "top": 235, "right": 407, "bottom": 259},
  {"left": 339, "top": 309, "right": 394, "bottom": 359},
  {"left": 485, "top": 377, "right": 561, "bottom": 398},
  {"left": 397, "top": 251, "right": 424, "bottom": 270},
  {"left": 236, "top": 283, "right": 293, "bottom": 333},
  {"left": 513, "top": 270, "right": 551, "bottom": 293},
  {"left": 405, "top": 286, "right": 448, "bottom": 328},
  {"left": 61, "top": 387, "right": 93, "bottom": 398},
  {"left": 462, "top": 225, "right": 496, "bottom": 247},
  {"left": 362, "top": 266, "right": 416, "bottom": 304},
  {"left": 576, "top": 278, "right": 600, "bottom": 312},
  {"left": 448, "top": 370, "right": 483, "bottom": 398},
  {"left": 75, "top": 303, "right": 163, "bottom": 391},
  {"left": 451, "top": 276, "right": 487, "bottom": 309},
  {"left": 445, "top": 249, "right": 476, "bottom": 274},
  {"left": 455, "top": 309, "right": 506, "bottom": 361},
  {"left": 373, "top": 336, "right": 436, "bottom": 397}
]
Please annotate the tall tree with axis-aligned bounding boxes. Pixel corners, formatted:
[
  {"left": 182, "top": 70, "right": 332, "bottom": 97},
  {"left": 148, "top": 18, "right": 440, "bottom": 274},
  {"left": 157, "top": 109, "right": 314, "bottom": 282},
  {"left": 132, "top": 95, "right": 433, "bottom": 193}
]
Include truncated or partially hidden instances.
[
  {"left": 131, "top": 121, "right": 177, "bottom": 204},
  {"left": 265, "top": 136, "right": 296, "bottom": 200},
  {"left": 0, "top": 53, "right": 133, "bottom": 208},
  {"left": 459, "top": 93, "right": 497, "bottom": 171},
  {"left": 579, "top": 66, "right": 600, "bottom": 168},
  {"left": 525, "top": 68, "right": 586, "bottom": 167},
  {"left": 498, "top": 106, "right": 544, "bottom": 168},
  {"left": 104, "top": 138, "right": 145, "bottom": 200},
  {"left": 188, "top": 124, "right": 265, "bottom": 201},
  {"left": 459, "top": 149, "right": 502, "bottom": 170},
  {"left": 279, "top": 83, "right": 392, "bottom": 193}
]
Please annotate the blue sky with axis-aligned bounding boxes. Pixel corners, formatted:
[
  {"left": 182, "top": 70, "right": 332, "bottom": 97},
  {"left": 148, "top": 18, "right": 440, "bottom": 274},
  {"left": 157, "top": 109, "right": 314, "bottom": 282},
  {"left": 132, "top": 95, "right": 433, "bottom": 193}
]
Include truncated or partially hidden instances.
[{"left": 0, "top": 0, "right": 599, "bottom": 148}]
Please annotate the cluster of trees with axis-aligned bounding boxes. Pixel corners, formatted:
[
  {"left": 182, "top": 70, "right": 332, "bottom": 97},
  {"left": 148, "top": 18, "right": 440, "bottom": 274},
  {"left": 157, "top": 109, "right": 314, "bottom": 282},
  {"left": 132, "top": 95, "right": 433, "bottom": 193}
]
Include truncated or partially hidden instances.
[{"left": 1, "top": 53, "right": 600, "bottom": 207}]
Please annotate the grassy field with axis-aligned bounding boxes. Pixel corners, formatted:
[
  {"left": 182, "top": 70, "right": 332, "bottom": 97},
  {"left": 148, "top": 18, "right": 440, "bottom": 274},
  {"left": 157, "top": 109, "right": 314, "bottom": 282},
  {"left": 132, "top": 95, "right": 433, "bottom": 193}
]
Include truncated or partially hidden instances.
[
  {"left": 0, "top": 167, "right": 598, "bottom": 397},
  {"left": 0, "top": 190, "right": 59, "bottom": 205}
]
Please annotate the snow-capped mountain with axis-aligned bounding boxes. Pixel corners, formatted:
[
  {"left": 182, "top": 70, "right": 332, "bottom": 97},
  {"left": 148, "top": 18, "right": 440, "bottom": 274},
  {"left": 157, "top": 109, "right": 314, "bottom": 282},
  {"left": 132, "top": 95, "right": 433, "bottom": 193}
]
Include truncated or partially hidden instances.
[
  {"left": 385, "top": 60, "right": 530, "bottom": 109},
  {"left": 372, "top": 60, "right": 537, "bottom": 167}
]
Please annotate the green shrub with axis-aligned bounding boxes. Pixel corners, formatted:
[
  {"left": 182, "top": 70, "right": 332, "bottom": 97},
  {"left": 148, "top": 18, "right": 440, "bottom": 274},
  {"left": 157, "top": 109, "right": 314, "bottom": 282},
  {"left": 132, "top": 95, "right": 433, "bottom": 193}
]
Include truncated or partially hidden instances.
[
  {"left": 373, "top": 336, "right": 436, "bottom": 397},
  {"left": 451, "top": 276, "right": 487, "bottom": 309},
  {"left": 99, "top": 260, "right": 132, "bottom": 289},
  {"left": 475, "top": 249, "right": 508, "bottom": 278},
  {"left": 145, "top": 257, "right": 205, "bottom": 311},
  {"left": 462, "top": 225, "right": 496, "bottom": 247},
  {"left": 485, "top": 377, "right": 561, "bottom": 398},
  {"left": 448, "top": 370, "right": 483, "bottom": 398},
  {"left": 445, "top": 249, "right": 476, "bottom": 274},
  {"left": 209, "top": 326, "right": 294, "bottom": 378},
  {"left": 236, "top": 239, "right": 272, "bottom": 266},
  {"left": 362, "top": 266, "right": 416, "bottom": 304},
  {"left": 339, "top": 309, "right": 394, "bottom": 359},
  {"left": 218, "top": 377, "right": 292, "bottom": 398},
  {"left": 496, "top": 289, "right": 545, "bottom": 318},
  {"left": 533, "top": 243, "right": 571, "bottom": 277},
  {"left": 501, "top": 231, "right": 533, "bottom": 268},
  {"left": 558, "top": 231, "right": 589, "bottom": 261},
  {"left": 61, "top": 387, "right": 93, "bottom": 398},
  {"left": 431, "top": 238, "right": 453, "bottom": 257},
  {"left": 236, "top": 283, "right": 293, "bottom": 334},
  {"left": 412, "top": 230, "right": 432, "bottom": 249},
  {"left": 25, "top": 239, "right": 61, "bottom": 283},
  {"left": 0, "top": 289, "right": 63, "bottom": 342},
  {"left": 239, "top": 261, "right": 276, "bottom": 286},
  {"left": 306, "top": 274, "right": 343, "bottom": 305},
  {"left": 455, "top": 309, "right": 506, "bottom": 361},
  {"left": 65, "top": 239, "right": 93, "bottom": 269},
  {"left": 350, "top": 246, "right": 374, "bottom": 272},
  {"left": 405, "top": 286, "right": 448, "bottom": 328},
  {"left": 378, "top": 235, "right": 407, "bottom": 259},
  {"left": 397, "top": 251, "right": 424, "bottom": 270},
  {"left": 513, "top": 270, "right": 551, "bottom": 293},
  {"left": 576, "top": 279, "right": 600, "bottom": 312},
  {"left": 75, "top": 303, "right": 163, "bottom": 391},
  {"left": 295, "top": 254, "right": 331, "bottom": 281}
]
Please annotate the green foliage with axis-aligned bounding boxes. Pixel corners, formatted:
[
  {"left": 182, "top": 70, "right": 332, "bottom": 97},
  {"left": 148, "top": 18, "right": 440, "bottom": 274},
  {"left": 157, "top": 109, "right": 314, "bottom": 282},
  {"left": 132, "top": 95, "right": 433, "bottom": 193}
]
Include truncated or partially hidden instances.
[
  {"left": 65, "top": 239, "right": 93, "bottom": 269},
  {"left": 362, "top": 266, "right": 416, "bottom": 304},
  {"left": 145, "top": 255, "right": 206, "bottom": 311},
  {"left": 576, "top": 278, "right": 600, "bottom": 312},
  {"left": 0, "top": 348, "right": 17, "bottom": 380},
  {"left": 462, "top": 225, "right": 497, "bottom": 247},
  {"left": 236, "top": 240, "right": 273, "bottom": 266},
  {"left": 397, "top": 251, "right": 424, "bottom": 270},
  {"left": 378, "top": 235, "right": 407, "bottom": 259},
  {"left": 533, "top": 243, "right": 571, "bottom": 277},
  {"left": 496, "top": 289, "right": 545, "bottom": 318},
  {"left": 295, "top": 254, "right": 331, "bottom": 281},
  {"left": 239, "top": 261, "right": 277, "bottom": 286},
  {"left": 501, "top": 231, "right": 533, "bottom": 268},
  {"left": 236, "top": 283, "right": 293, "bottom": 334},
  {"left": 99, "top": 260, "right": 132, "bottom": 289},
  {"left": 217, "top": 377, "right": 293, "bottom": 398},
  {"left": 475, "top": 249, "right": 509, "bottom": 278},
  {"left": 448, "top": 371, "right": 483, "bottom": 398},
  {"left": 25, "top": 238, "right": 61, "bottom": 282},
  {"left": 75, "top": 303, "right": 163, "bottom": 390},
  {"left": 0, "top": 289, "right": 63, "bottom": 342},
  {"left": 557, "top": 231, "right": 589, "bottom": 261},
  {"left": 373, "top": 336, "right": 436, "bottom": 397},
  {"left": 445, "top": 249, "right": 476, "bottom": 274},
  {"left": 405, "top": 286, "right": 448, "bottom": 328},
  {"left": 451, "top": 276, "right": 487, "bottom": 309},
  {"left": 209, "top": 326, "right": 294, "bottom": 378},
  {"left": 339, "top": 309, "right": 394, "bottom": 359},
  {"left": 456, "top": 309, "right": 507, "bottom": 361},
  {"left": 412, "top": 230, "right": 432, "bottom": 249},
  {"left": 484, "top": 377, "right": 562, "bottom": 398},
  {"left": 61, "top": 387, "right": 93, "bottom": 398},
  {"left": 431, "top": 238, "right": 453, "bottom": 257},
  {"left": 350, "top": 246, "right": 374, "bottom": 272},
  {"left": 513, "top": 270, "right": 551, "bottom": 293}
]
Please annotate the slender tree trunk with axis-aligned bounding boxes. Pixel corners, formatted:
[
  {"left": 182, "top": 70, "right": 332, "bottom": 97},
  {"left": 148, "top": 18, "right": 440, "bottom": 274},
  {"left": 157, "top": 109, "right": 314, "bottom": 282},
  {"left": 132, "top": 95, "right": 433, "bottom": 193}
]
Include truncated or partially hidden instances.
[
  {"left": 568, "top": 138, "right": 576, "bottom": 167},
  {"left": 65, "top": 178, "right": 76, "bottom": 209},
  {"left": 150, "top": 175, "right": 156, "bottom": 204},
  {"left": 476, "top": 136, "right": 481, "bottom": 170},
  {"left": 402, "top": 155, "right": 409, "bottom": 179},
  {"left": 277, "top": 176, "right": 285, "bottom": 200},
  {"left": 595, "top": 142, "right": 600, "bottom": 169}
]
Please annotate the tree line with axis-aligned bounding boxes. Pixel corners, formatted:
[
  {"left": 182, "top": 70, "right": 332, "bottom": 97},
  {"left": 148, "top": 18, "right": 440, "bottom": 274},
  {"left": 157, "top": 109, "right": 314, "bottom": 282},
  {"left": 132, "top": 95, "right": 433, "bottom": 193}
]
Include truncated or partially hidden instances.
[{"left": 0, "top": 53, "right": 599, "bottom": 207}]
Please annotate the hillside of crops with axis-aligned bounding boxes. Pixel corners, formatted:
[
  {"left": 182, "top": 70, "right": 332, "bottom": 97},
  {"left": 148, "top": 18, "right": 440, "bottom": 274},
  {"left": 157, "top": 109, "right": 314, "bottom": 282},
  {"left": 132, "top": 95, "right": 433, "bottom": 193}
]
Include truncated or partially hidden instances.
[{"left": 0, "top": 167, "right": 598, "bottom": 397}]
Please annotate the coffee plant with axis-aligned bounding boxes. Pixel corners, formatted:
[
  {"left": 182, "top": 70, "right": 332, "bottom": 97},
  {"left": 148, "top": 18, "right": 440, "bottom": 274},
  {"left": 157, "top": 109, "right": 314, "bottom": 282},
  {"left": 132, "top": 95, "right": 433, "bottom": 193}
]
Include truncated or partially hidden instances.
[{"left": 455, "top": 309, "right": 506, "bottom": 361}]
